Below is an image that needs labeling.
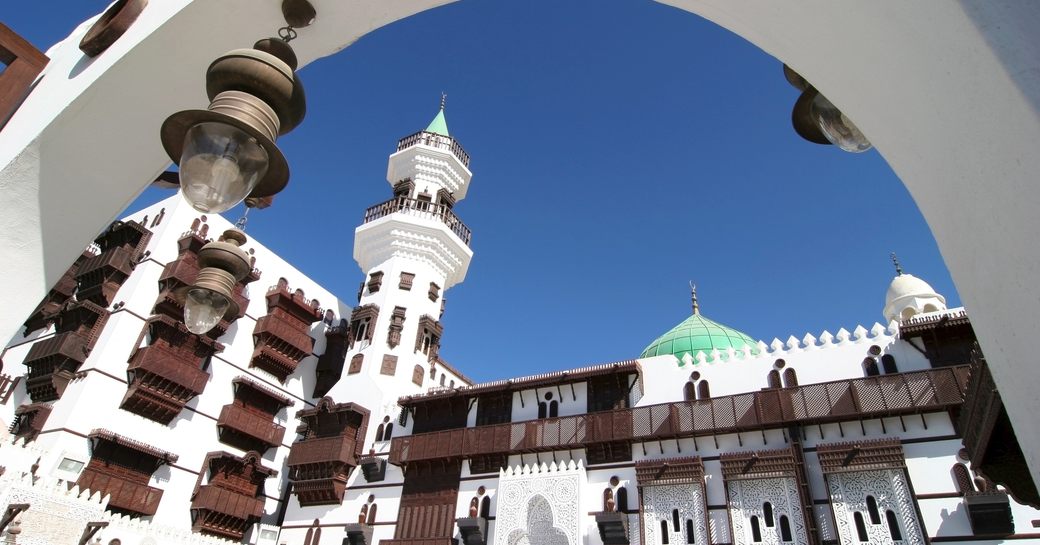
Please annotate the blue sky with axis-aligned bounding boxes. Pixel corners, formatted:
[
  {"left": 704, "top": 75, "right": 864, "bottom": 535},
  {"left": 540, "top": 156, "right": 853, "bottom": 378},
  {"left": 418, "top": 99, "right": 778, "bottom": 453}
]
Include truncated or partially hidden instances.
[{"left": 9, "top": 0, "right": 959, "bottom": 384}]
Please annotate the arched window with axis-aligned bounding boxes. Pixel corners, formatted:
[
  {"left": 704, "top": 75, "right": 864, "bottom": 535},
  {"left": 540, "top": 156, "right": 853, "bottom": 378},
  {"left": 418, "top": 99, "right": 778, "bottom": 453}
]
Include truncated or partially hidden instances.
[
  {"left": 375, "top": 424, "right": 384, "bottom": 442},
  {"left": 673, "top": 509, "right": 680, "bottom": 532},
  {"left": 866, "top": 495, "right": 881, "bottom": 524},
  {"left": 697, "top": 380, "right": 711, "bottom": 399},
  {"left": 881, "top": 354, "right": 898, "bottom": 374},
  {"left": 885, "top": 510, "right": 902, "bottom": 541},
  {"left": 763, "top": 502, "right": 774, "bottom": 527},
  {"left": 537, "top": 402, "right": 547, "bottom": 419},
  {"left": 782, "top": 368, "right": 798, "bottom": 388},
  {"left": 469, "top": 497, "right": 479, "bottom": 516},
  {"left": 767, "top": 369, "right": 781, "bottom": 388},
  {"left": 440, "top": 374, "right": 446, "bottom": 386},
  {"left": 480, "top": 496, "right": 491, "bottom": 518},
  {"left": 616, "top": 486, "right": 629, "bottom": 513},
  {"left": 685, "top": 519, "right": 695, "bottom": 544},
  {"left": 863, "top": 357, "right": 880, "bottom": 377},
  {"left": 603, "top": 488, "right": 615, "bottom": 511},
  {"left": 430, "top": 367, "right": 437, "bottom": 379},
  {"left": 359, "top": 504, "right": 368, "bottom": 524},
  {"left": 684, "top": 382, "right": 696, "bottom": 401},
  {"left": 450, "top": 380, "right": 455, "bottom": 388},
  {"left": 366, "top": 503, "right": 377, "bottom": 525},
  {"left": 952, "top": 463, "right": 974, "bottom": 495},
  {"left": 661, "top": 520, "right": 671, "bottom": 544},
  {"left": 779, "top": 515, "right": 792, "bottom": 542},
  {"left": 854, "top": 512, "right": 868, "bottom": 542},
  {"left": 751, "top": 515, "right": 762, "bottom": 542},
  {"left": 549, "top": 400, "right": 559, "bottom": 418},
  {"left": 303, "top": 519, "right": 320, "bottom": 545},
  {"left": 383, "top": 423, "right": 393, "bottom": 441}
]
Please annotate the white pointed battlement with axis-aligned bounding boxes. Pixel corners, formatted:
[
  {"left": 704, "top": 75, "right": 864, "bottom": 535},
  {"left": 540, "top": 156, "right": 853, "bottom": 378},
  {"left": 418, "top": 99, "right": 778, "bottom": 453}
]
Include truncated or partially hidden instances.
[{"left": 669, "top": 321, "right": 898, "bottom": 366}]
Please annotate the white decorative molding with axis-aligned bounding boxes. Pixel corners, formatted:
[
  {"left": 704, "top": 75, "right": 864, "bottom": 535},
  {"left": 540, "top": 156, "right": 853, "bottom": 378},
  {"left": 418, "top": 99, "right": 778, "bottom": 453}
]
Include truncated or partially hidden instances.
[
  {"left": 386, "top": 146, "right": 472, "bottom": 199},
  {"left": 727, "top": 477, "right": 807, "bottom": 545},
  {"left": 641, "top": 483, "right": 708, "bottom": 545},
  {"left": 493, "top": 461, "right": 585, "bottom": 545},
  {"left": 354, "top": 219, "right": 473, "bottom": 289},
  {"left": 827, "top": 469, "right": 925, "bottom": 545}
]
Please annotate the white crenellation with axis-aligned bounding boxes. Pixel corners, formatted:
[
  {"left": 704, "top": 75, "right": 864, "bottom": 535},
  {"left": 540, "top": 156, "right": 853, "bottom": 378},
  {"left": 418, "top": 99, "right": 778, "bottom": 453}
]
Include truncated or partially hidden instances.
[
  {"left": 0, "top": 443, "right": 234, "bottom": 545},
  {"left": 668, "top": 321, "right": 897, "bottom": 367}
]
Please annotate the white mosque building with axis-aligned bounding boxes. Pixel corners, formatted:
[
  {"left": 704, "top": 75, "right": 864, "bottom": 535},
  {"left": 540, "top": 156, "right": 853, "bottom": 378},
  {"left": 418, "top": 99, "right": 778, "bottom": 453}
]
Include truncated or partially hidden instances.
[{"left": 0, "top": 107, "right": 1036, "bottom": 545}]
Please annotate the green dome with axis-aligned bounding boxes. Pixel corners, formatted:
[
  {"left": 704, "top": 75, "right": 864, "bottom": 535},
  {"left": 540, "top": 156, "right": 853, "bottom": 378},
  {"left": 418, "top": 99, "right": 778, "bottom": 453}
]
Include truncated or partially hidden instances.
[{"left": 640, "top": 313, "right": 758, "bottom": 362}]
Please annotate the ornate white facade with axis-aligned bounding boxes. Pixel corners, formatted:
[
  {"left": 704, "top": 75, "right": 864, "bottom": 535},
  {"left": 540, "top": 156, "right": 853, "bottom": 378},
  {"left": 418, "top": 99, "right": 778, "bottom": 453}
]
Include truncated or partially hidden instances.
[{"left": 1, "top": 107, "right": 1039, "bottom": 545}]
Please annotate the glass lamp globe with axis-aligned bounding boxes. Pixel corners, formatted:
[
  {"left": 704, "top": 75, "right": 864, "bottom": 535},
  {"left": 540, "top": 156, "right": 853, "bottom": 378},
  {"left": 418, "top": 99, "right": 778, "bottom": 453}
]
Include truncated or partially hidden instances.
[
  {"left": 183, "top": 287, "right": 231, "bottom": 335},
  {"left": 179, "top": 122, "right": 270, "bottom": 213},
  {"left": 810, "top": 93, "right": 872, "bottom": 153}
]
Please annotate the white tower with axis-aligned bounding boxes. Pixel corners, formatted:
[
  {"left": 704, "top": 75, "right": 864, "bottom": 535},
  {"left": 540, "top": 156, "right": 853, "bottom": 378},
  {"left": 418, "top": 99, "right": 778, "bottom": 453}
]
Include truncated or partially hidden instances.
[{"left": 329, "top": 100, "right": 475, "bottom": 412}]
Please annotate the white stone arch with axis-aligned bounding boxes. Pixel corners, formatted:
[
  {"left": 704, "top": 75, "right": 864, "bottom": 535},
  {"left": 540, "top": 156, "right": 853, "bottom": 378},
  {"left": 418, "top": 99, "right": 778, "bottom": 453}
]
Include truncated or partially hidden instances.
[{"left": 1, "top": 1, "right": 1039, "bottom": 483}]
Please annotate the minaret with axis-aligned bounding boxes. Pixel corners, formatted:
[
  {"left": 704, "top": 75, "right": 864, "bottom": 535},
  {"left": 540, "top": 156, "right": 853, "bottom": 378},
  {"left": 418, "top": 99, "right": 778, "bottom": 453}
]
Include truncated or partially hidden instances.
[{"left": 342, "top": 99, "right": 475, "bottom": 397}]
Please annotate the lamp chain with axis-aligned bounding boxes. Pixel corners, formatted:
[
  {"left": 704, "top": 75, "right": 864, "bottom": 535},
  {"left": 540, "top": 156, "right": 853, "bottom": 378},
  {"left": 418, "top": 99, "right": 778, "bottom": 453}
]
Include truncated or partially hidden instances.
[
  {"left": 278, "top": 26, "right": 298, "bottom": 42},
  {"left": 235, "top": 207, "right": 251, "bottom": 230}
]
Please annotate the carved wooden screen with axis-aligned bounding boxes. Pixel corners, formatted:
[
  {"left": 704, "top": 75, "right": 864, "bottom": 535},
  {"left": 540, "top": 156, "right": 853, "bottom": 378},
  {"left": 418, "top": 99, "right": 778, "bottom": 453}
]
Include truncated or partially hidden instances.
[
  {"left": 412, "top": 397, "right": 469, "bottom": 434},
  {"left": 394, "top": 461, "right": 463, "bottom": 540},
  {"left": 587, "top": 373, "right": 632, "bottom": 413},
  {"left": 476, "top": 392, "right": 513, "bottom": 426}
]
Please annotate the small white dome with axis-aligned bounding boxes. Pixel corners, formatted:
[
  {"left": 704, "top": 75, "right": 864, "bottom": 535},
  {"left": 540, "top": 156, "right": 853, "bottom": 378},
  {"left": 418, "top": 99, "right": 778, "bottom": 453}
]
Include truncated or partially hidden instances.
[{"left": 883, "top": 273, "right": 947, "bottom": 322}]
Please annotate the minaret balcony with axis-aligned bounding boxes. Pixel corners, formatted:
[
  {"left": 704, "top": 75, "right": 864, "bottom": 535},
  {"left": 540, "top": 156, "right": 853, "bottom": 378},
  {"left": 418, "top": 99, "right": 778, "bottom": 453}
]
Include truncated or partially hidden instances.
[
  {"left": 397, "top": 130, "right": 470, "bottom": 167},
  {"left": 363, "top": 196, "right": 472, "bottom": 246}
]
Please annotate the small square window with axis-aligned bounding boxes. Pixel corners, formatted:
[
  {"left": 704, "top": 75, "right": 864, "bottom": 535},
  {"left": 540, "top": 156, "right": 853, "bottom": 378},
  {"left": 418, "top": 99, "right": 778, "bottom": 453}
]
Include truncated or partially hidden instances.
[{"left": 57, "top": 457, "right": 85, "bottom": 474}]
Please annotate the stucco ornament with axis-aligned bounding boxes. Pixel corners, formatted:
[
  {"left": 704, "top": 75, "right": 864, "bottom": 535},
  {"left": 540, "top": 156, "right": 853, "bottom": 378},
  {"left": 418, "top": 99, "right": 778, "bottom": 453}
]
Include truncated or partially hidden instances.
[
  {"left": 493, "top": 461, "right": 584, "bottom": 545},
  {"left": 827, "top": 469, "right": 925, "bottom": 545},
  {"left": 727, "top": 477, "right": 807, "bottom": 545},
  {"left": 641, "top": 483, "right": 708, "bottom": 544}
]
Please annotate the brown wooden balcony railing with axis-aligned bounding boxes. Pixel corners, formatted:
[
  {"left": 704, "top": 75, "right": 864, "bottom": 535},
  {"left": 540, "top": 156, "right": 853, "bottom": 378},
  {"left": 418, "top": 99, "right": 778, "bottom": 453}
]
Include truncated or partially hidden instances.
[
  {"left": 397, "top": 130, "right": 471, "bottom": 167},
  {"left": 76, "top": 466, "right": 163, "bottom": 516},
  {"left": 191, "top": 484, "right": 265, "bottom": 520},
  {"left": 127, "top": 342, "right": 209, "bottom": 395},
  {"left": 217, "top": 404, "right": 286, "bottom": 450},
  {"left": 390, "top": 366, "right": 969, "bottom": 465},
  {"left": 287, "top": 435, "right": 358, "bottom": 467},
  {"left": 363, "top": 196, "right": 472, "bottom": 246}
]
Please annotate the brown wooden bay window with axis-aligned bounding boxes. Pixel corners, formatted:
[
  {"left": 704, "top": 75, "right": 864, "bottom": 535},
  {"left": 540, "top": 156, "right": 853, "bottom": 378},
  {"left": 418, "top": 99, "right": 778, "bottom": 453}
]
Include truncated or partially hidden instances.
[
  {"left": 191, "top": 451, "right": 276, "bottom": 540},
  {"left": 287, "top": 398, "right": 370, "bottom": 506},
  {"left": 217, "top": 377, "right": 294, "bottom": 453},
  {"left": 77, "top": 429, "right": 178, "bottom": 517}
]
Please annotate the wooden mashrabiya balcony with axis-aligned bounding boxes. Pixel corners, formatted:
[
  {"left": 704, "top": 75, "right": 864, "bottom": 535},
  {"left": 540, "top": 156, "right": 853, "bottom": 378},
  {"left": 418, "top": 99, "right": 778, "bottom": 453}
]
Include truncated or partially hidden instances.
[{"left": 390, "top": 366, "right": 969, "bottom": 465}]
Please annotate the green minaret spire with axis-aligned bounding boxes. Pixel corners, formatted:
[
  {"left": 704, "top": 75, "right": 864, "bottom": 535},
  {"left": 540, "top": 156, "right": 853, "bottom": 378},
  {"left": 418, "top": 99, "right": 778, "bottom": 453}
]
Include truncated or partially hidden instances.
[{"left": 425, "top": 92, "right": 450, "bottom": 137}]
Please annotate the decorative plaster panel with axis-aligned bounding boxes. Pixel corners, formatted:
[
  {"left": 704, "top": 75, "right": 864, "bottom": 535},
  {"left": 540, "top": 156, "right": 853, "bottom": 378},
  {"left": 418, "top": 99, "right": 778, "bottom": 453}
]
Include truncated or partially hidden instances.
[
  {"left": 727, "top": 477, "right": 807, "bottom": 545},
  {"left": 641, "top": 483, "right": 708, "bottom": 545},
  {"left": 827, "top": 469, "right": 925, "bottom": 545},
  {"left": 493, "top": 461, "right": 585, "bottom": 545}
]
